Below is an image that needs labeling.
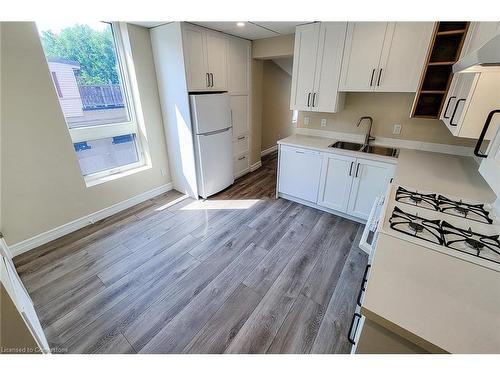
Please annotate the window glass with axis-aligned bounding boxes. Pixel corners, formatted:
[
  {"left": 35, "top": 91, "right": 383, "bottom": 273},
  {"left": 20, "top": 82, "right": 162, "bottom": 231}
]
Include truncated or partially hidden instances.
[
  {"left": 74, "top": 134, "right": 139, "bottom": 176},
  {"left": 37, "top": 22, "right": 144, "bottom": 180},
  {"left": 38, "top": 22, "right": 130, "bottom": 128}
]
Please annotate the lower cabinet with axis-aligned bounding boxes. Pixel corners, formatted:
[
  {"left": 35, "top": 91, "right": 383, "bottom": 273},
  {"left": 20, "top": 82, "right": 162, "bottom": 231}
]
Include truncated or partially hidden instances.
[
  {"left": 346, "top": 158, "right": 395, "bottom": 220},
  {"left": 278, "top": 146, "right": 323, "bottom": 203},
  {"left": 317, "top": 153, "right": 355, "bottom": 212},
  {"left": 278, "top": 145, "right": 395, "bottom": 220}
]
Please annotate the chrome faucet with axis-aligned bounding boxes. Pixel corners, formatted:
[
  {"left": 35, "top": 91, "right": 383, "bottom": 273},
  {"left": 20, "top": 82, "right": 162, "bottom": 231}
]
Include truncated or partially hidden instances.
[{"left": 356, "top": 116, "right": 375, "bottom": 146}]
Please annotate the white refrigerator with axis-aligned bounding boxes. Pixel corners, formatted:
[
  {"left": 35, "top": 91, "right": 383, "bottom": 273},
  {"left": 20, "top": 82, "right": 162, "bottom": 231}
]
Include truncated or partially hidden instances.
[{"left": 189, "top": 93, "right": 234, "bottom": 198}]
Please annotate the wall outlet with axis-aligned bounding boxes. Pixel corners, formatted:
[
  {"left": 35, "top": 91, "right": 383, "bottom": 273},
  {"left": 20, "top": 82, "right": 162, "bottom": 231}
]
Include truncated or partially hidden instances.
[
  {"left": 393, "top": 124, "right": 402, "bottom": 135},
  {"left": 320, "top": 118, "right": 327, "bottom": 127},
  {"left": 160, "top": 168, "right": 166, "bottom": 177},
  {"left": 304, "top": 116, "right": 310, "bottom": 126}
]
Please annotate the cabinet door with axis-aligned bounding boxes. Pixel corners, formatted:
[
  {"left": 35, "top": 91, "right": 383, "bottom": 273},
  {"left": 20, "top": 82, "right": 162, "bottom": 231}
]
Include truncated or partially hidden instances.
[
  {"left": 183, "top": 26, "right": 209, "bottom": 91},
  {"left": 230, "top": 95, "right": 249, "bottom": 138},
  {"left": 206, "top": 31, "right": 228, "bottom": 91},
  {"left": 375, "top": 22, "right": 434, "bottom": 92},
  {"left": 347, "top": 159, "right": 395, "bottom": 220},
  {"left": 290, "top": 23, "right": 321, "bottom": 111},
  {"left": 278, "top": 146, "right": 323, "bottom": 203},
  {"left": 227, "top": 37, "right": 250, "bottom": 95},
  {"left": 441, "top": 22, "right": 500, "bottom": 136},
  {"left": 317, "top": 153, "right": 356, "bottom": 213},
  {"left": 339, "top": 22, "right": 388, "bottom": 92},
  {"left": 312, "top": 22, "right": 347, "bottom": 112}
]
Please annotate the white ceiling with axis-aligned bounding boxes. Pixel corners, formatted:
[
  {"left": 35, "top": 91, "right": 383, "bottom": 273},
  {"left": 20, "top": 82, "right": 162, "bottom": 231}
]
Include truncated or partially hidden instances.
[{"left": 129, "top": 21, "right": 307, "bottom": 39}]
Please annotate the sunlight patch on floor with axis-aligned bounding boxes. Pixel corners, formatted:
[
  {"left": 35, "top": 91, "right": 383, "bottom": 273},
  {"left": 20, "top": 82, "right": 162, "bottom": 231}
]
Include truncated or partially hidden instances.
[
  {"left": 181, "top": 199, "right": 260, "bottom": 210},
  {"left": 154, "top": 194, "right": 190, "bottom": 212}
]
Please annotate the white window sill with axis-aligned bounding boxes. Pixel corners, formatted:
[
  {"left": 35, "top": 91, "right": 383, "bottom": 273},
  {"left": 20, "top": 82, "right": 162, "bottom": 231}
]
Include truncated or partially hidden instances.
[{"left": 84, "top": 164, "right": 152, "bottom": 188}]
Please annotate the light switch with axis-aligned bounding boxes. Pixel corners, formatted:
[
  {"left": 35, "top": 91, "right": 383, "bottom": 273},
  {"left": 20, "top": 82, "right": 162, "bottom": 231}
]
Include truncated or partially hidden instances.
[
  {"left": 393, "top": 124, "right": 402, "bottom": 135},
  {"left": 321, "top": 119, "right": 327, "bottom": 127},
  {"left": 304, "top": 116, "right": 310, "bottom": 126}
]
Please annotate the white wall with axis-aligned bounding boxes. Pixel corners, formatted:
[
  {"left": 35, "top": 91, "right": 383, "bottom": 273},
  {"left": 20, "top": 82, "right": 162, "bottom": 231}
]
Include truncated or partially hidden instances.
[{"left": 0, "top": 22, "right": 172, "bottom": 245}]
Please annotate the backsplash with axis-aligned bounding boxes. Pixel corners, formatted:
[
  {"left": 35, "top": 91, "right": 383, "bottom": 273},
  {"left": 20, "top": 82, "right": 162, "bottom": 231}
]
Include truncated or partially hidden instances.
[{"left": 296, "top": 92, "right": 476, "bottom": 147}]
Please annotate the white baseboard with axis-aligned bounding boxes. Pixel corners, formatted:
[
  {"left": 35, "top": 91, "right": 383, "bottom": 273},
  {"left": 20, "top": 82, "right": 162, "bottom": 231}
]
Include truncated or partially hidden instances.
[
  {"left": 295, "top": 128, "right": 474, "bottom": 157},
  {"left": 261, "top": 145, "right": 278, "bottom": 157},
  {"left": 10, "top": 183, "right": 173, "bottom": 257},
  {"left": 250, "top": 160, "right": 262, "bottom": 172}
]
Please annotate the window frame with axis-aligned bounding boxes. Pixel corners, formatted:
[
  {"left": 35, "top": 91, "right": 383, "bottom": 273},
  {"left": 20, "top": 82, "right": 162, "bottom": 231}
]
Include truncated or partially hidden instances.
[{"left": 40, "top": 21, "right": 148, "bottom": 184}]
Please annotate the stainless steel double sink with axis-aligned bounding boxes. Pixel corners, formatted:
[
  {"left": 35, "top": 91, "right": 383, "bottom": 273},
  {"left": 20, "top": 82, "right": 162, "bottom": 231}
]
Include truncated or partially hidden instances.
[{"left": 329, "top": 141, "right": 400, "bottom": 158}]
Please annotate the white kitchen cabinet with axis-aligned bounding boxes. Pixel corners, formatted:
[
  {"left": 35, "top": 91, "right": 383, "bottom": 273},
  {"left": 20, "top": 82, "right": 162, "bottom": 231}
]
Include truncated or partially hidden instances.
[
  {"left": 317, "top": 153, "right": 356, "bottom": 212},
  {"left": 183, "top": 25, "right": 209, "bottom": 91},
  {"left": 278, "top": 146, "right": 323, "bottom": 203},
  {"left": 206, "top": 31, "right": 228, "bottom": 90},
  {"left": 227, "top": 36, "right": 251, "bottom": 178},
  {"left": 234, "top": 153, "right": 250, "bottom": 178},
  {"left": 339, "top": 22, "right": 388, "bottom": 92},
  {"left": 316, "top": 153, "right": 395, "bottom": 220},
  {"left": 347, "top": 158, "right": 395, "bottom": 220},
  {"left": 478, "top": 112, "right": 500, "bottom": 198},
  {"left": 441, "top": 22, "right": 500, "bottom": 138},
  {"left": 290, "top": 22, "right": 346, "bottom": 113},
  {"left": 182, "top": 24, "right": 227, "bottom": 91},
  {"left": 290, "top": 23, "right": 321, "bottom": 110},
  {"left": 227, "top": 37, "right": 250, "bottom": 95},
  {"left": 376, "top": 22, "right": 434, "bottom": 92},
  {"left": 278, "top": 144, "right": 396, "bottom": 220},
  {"left": 230, "top": 95, "right": 249, "bottom": 137},
  {"left": 339, "top": 22, "right": 433, "bottom": 92}
]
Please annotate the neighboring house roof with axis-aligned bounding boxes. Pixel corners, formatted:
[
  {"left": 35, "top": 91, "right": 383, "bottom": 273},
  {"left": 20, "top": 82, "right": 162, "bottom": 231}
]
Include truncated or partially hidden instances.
[{"left": 47, "top": 57, "right": 80, "bottom": 69}]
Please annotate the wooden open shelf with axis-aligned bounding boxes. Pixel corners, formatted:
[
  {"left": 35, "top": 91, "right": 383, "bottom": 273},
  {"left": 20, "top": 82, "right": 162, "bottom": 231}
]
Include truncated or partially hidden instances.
[
  {"left": 436, "top": 29, "right": 467, "bottom": 36},
  {"left": 411, "top": 22, "right": 469, "bottom": 119}
]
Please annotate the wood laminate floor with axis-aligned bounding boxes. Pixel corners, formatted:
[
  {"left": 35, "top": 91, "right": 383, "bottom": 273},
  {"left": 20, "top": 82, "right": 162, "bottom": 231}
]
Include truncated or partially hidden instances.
[{"left": 14, "top": 152, "right": 368, "bottom": 354}]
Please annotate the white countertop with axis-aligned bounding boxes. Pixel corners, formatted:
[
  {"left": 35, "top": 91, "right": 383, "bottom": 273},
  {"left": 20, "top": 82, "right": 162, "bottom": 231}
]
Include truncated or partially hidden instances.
[{"left": 277, "top": 133, "right": 499, "bottom": 353}]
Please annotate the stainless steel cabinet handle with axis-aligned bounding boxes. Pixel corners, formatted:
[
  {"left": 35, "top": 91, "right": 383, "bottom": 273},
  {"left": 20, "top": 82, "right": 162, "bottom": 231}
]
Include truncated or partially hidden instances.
[
  {"left": 348, "top": 161, "right": 354, "bottom": 176},
  {"left": 230, "top": 110, "right": 233, "bottom": 126},
  {"left": 377, "top": 69, "right": 382, "bottom": 86},
  {"left": 443, "top": 96, "right": 457, "bottom": 119},
  {"left": 238, "top": 155, "right": 246, "bottom": 161},
  {"left": 370, "top": 69, "right": 376, "bottom": 86},
  {"left": 355, "top": 163, "right": 361, "bottom": 178},
  {"left": 206, "top": 73, "right": 210, "bottom": 87},
  {"left": 237, "top": 136, "right": 246, "bottom": 141},
  {"left": 210, "top": 73, "right": 214, "bottom": 87},
  {"left": 474, "top": 110, "right": 500, "bottom": 158},
  {"left": 307, "top": 92, "right": 311, "bottom": 107},
  {"left": 449, "top": 98, "right": 466, "bottom": 126},
  {"left": 295, "top": 150, "right": 305, "bottom": 154},
  {"left": 312, "top": 93, "right": 317, "bottom": 107}
]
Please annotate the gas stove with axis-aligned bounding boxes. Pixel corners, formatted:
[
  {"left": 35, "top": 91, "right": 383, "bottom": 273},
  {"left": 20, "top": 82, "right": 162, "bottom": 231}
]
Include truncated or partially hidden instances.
[
  {"left": 395, "top": 186, "right": 494, "bottom": 224},
  {"left": 382, "top": 185, "right": 500, "bottom": 271}
]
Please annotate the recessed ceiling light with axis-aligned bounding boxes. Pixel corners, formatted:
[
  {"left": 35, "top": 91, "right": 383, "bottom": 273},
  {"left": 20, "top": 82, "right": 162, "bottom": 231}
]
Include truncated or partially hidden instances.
[{"left": 236, "top": 22, "right": 245, "bottom": 27}]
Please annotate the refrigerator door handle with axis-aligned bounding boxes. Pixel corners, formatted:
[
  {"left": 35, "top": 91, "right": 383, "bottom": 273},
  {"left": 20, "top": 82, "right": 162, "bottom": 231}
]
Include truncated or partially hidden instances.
[{"left": 198, "top": 127, "right": 232, "bottom": 136}]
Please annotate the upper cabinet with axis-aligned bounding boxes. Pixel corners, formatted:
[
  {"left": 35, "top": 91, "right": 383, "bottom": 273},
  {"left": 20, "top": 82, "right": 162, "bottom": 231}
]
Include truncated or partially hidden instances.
[
  {"left": 227, "top": 36, "right": 250, "bottom": 95},
  {"left": 440, "top": 22, "right": 500, "bottom": 139},
  {"left": 182, "top": 24, "right": 228, "bottom": 91},
  {"left": 290, "top": 22, "right": 347, "bottom": 113},
  {"left": 339, "top": 22, "right": 434, "bottom": 92}
]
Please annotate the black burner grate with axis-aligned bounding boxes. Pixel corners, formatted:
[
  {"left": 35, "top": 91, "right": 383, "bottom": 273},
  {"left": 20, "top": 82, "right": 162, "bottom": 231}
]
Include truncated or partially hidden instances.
[
  {"left": 389, "top": 206, "right": 444, "bottom": 245},
  {"left": 395, "top": 186, "right": 493, "bottom": 224}
]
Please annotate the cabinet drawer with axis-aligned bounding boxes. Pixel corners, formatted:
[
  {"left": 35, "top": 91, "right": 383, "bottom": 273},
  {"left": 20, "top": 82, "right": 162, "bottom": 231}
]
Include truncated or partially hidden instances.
[
  {"left": 233, "top": 134, "right": 249, "bottom": 156},
  {"left": 234, "top": 153, "right": 249, "bottom": 177}
]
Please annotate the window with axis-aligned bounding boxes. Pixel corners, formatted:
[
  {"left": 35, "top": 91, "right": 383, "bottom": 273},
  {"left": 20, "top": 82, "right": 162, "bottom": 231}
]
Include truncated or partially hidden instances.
[{"left": 37, "top": 22, "right": 145, "bottom": 183}]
